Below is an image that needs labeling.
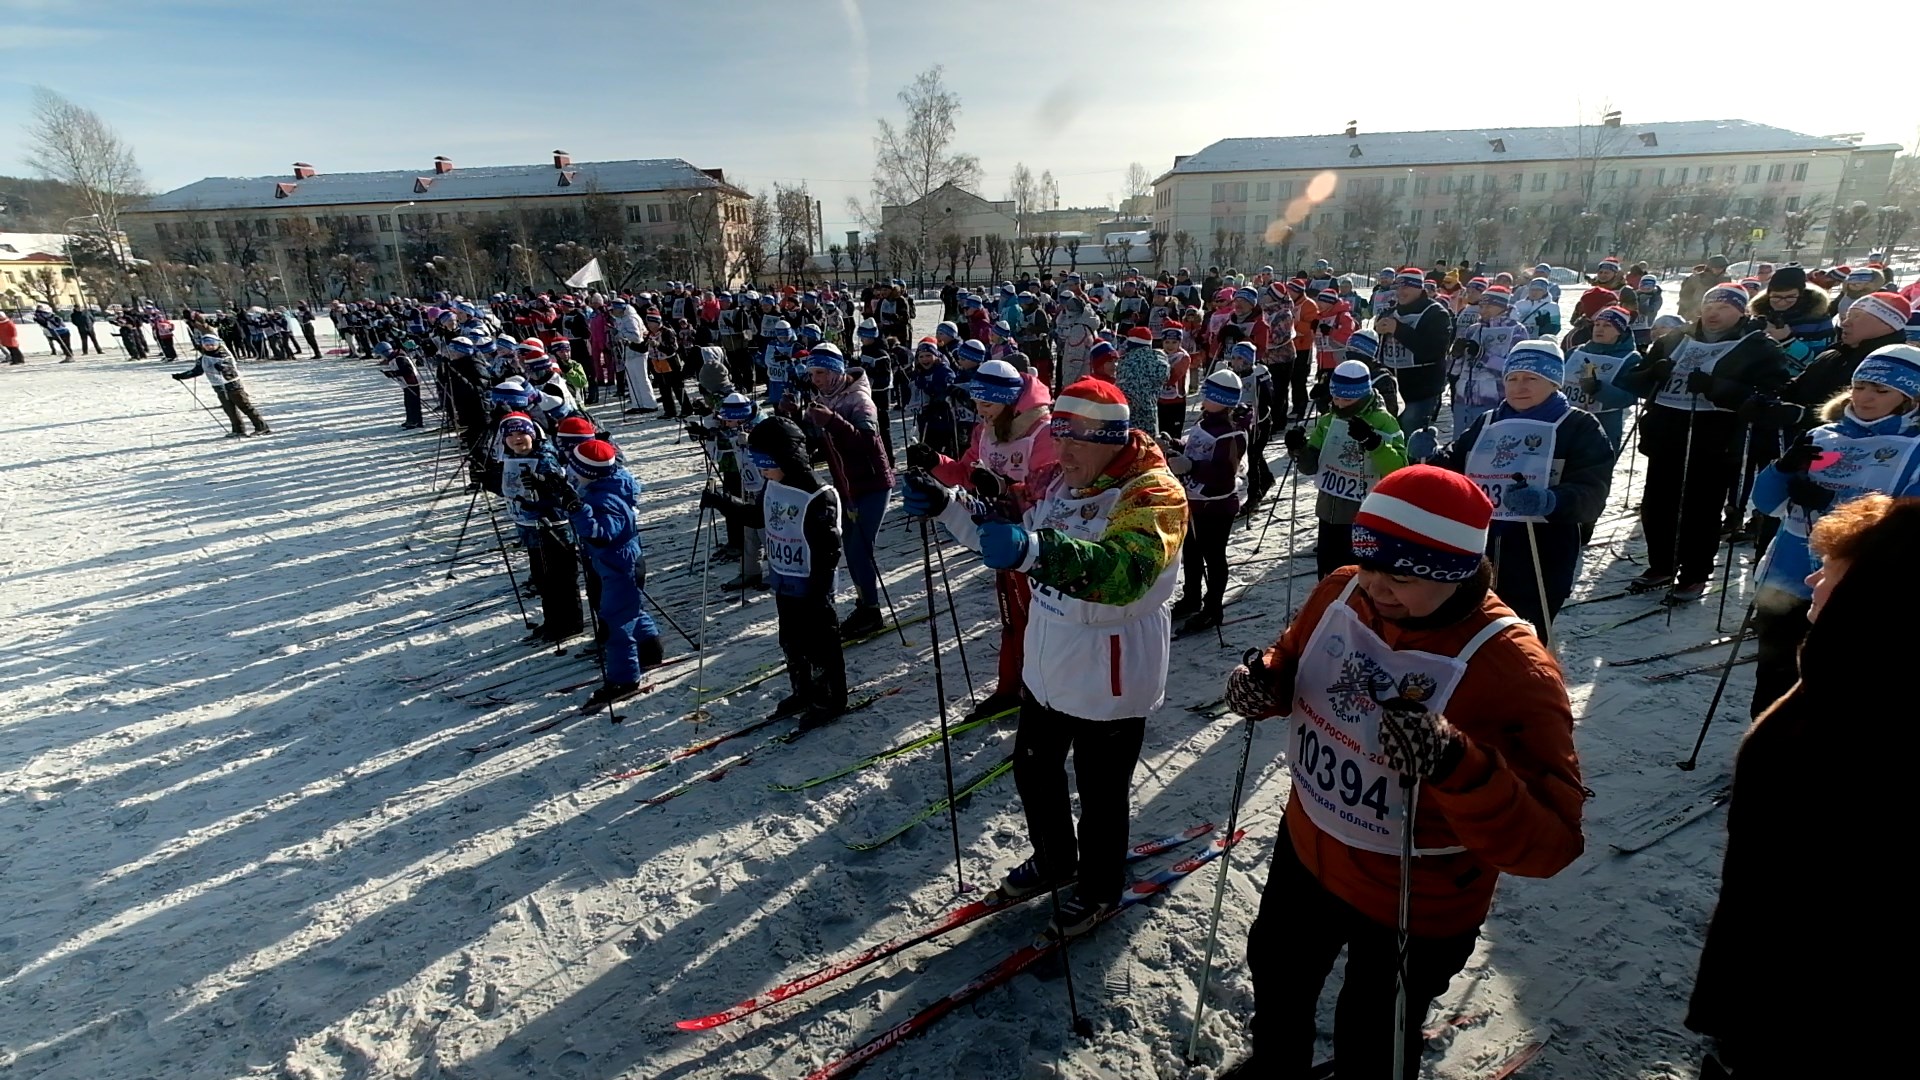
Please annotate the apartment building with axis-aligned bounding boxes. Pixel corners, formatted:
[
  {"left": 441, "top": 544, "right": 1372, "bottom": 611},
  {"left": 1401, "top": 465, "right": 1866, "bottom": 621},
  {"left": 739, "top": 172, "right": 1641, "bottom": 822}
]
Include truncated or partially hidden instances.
[
  {"left": 1153, "top": 119, "right": 1901, "bottom": 270},
  {"left": 123, "top": 154, "right": 751, "bottom": 298}
]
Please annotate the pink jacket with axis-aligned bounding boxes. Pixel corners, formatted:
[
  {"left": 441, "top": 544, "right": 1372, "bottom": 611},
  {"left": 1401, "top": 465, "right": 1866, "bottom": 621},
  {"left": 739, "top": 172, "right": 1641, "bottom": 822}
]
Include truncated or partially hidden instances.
[{"left": 931, "top": 372, "right": 1059, "bottom": 512}]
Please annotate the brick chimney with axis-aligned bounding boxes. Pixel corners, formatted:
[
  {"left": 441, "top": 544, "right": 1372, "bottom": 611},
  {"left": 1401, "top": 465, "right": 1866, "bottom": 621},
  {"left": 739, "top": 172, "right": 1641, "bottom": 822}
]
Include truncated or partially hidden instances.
[
  {"left": 432, "top": 156, "right": 454, "bottom": 175},
  {"left": 292, "top": 162, "right": 315, "bottom": 179},
  {"left": 553, "top": 150, "right": 571, "bottom": 169}
]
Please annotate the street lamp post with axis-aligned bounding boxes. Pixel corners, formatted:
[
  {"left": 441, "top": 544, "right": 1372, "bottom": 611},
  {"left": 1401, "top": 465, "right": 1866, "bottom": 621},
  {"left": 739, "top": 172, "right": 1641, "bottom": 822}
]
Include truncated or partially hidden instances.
[
  {"left": 389, "top": 201, "right": 416, "bottom": 299},
  {"left": 60, "top": 213, "right": 102, "bottom": 308}
]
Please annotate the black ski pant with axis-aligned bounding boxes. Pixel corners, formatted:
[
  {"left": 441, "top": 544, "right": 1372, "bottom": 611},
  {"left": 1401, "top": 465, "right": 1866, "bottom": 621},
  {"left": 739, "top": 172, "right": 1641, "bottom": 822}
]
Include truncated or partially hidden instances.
[
  {"left": 1180, "top": 508, "right": 1233, "bottom": 613},
  {"left": 214, "top": 382, "right": 268, "bottom": 433},
  {"left": 1750, "top": 587, "right": 1808, "bottom": 720},
  {"left": 1316, "top": 520, "right": 1356, "bottom": 579},
  {"left": 1246, "top": 824, "right": 1480, "bottom": 1079},
  {"left": 49, "top": 332, "right": 73, "bottom": 358},
  {"left": 1245, "top": 426, "right": 1275, "bottom": 507},
  {"left": 871, "top": 385, "right": 895, "bottom": 465},
  {"left": 1639, "top": 408, "right": 1738, "bottom": 586},
  {"left": 776, "top": 589, "right": 846, "bottom": 711},
  {"left": 78, "top": 325, "right": 102, "bottom": 353},
  {"left": 1490, "top": 518, "right": 1579, "bottom": 634},
  {"left": 1158, "top": 400, "right": 1186, "bottom": 439},
  {"left": 303, "top": 325, "right": 321, "bottom": 356},
  {"left": 1013, "top": 696, "right": 1146, "bottom": 906},
  {"left": 1269, "top": 357, "right": 1309, "bottom": 421},
  {"left": 530, "top": 527, "right": 584, "bottom": 638},
  {"left": 652, "top": 369, "right": 690, "bottom": 418},
  {"left": 402, "top": 384, "right": 424, "bottom": 427},
  {"left": 157, "top": 336, "right": 177, "bottom": 360}
]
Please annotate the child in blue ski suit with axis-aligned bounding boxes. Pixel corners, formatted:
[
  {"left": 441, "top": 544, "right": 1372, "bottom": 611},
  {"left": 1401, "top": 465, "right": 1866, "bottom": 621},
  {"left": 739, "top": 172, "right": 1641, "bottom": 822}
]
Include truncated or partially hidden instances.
[{"left": 551, "top": 437, "right": 662, "bottom": 706}]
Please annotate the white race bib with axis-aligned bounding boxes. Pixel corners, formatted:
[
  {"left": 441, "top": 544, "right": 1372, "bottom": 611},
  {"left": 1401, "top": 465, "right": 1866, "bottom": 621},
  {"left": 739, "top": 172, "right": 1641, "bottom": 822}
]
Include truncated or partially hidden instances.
[
  {"left": 1655, "top": 335, "right": 1740, "bottom": 412},
  {"left": 1462, "top": 414, "right": 1563, "bottom": 522},
  {"left": 1317, "top": 419, "right": 1377, "bottom": 503},
  {"left": 1289, "top": 580, "right": 1519, "bottom": 855},
  {"left": 1782, "top": 429, "right": 1920, "bottom": 538},
  {"left": 1564, "top": 346, "right": 1627, "bottom": 413},
  {"left": 762, "top": 480, "right": 823, "bottom": 578}
]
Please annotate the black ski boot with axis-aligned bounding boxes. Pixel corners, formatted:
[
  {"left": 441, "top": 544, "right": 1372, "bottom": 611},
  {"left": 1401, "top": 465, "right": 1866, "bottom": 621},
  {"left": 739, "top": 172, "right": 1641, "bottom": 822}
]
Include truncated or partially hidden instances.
[
  {"left": 766, "top": 694, "right": 810, "bottom": 721},
  {"left": 1171, "top": 593, "right": 1203, "bottom": 619},
  {"left": 963, "top": 691, "right": 1023, "bottom": 722},
  {"left": 720, "top": 573, "right": 766, "bottom": 592},
  {"left": 583, "top": 681, "right": 641, "bottom": 708},
  {"left": 1044, "top": 890, "right": 1118, "bottom": 940},
  {"left": 991, "top": 855, "right": 1074, "bottom": 902},
  {"left": 1626, "top": 570, "right": 1673, "bottom": 594},
  {"left": 838, "top": 604, "right": 885, "bottom": 640},
  {"left": 637, "top": 634, "right": 665, "bottom": 668},
  {"left": 1179, "top": 607, "right": 1223, "bottom": 635},
  {"left": 794, "top": 701, "right": 845, "bottom": 731}
]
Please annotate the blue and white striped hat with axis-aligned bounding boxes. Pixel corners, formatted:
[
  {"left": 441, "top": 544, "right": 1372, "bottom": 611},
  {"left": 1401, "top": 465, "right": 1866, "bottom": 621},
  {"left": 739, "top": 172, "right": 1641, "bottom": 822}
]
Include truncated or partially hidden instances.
[
  {"left": 1202, "top": 368, "right": 1242, "bottom": 406},
  {"left": 1854, "top": 344, "right": 1920, "bottom": 401},
  {"left": 955, "top": 339, "right": 989, "bottom": 364},
  {"left": 719, "top": 392, "right": 754, "bottom": 421},
  {"left": 1505, "top": 339, "right": 1566, "bottom": 384},
  {"left": 970, "top": 359, "right": 1024, "bottom": 405},
  {"left": 1346, "top": 327, "right": 1380, "bottom": 360},
  {"left": 1330, "top": 360, "right": 1373, "bottom": 400}
]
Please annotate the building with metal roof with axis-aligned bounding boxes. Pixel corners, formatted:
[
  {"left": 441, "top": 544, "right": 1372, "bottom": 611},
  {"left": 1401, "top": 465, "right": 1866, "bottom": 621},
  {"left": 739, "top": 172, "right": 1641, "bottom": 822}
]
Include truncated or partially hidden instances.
[
  {"left": 1151, "top": 119, "right": 1900, "bottom": 271},
  {"left": 123, "top": 153, "right": 755, "bottom": 299}
]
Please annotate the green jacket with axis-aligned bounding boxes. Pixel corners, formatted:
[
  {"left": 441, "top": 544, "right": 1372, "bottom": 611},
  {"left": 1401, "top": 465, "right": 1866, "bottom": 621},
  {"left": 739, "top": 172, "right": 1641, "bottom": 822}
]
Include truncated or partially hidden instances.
[{"left": 1295, "top": 393, "right": 1408, "bottom": 524}]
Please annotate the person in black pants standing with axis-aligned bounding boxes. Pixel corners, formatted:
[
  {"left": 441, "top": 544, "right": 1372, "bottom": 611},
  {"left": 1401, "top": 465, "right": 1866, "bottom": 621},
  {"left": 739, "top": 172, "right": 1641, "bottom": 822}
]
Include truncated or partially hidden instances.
[{"left": 70, "top": 305, "right": 102, "bottom": 354}]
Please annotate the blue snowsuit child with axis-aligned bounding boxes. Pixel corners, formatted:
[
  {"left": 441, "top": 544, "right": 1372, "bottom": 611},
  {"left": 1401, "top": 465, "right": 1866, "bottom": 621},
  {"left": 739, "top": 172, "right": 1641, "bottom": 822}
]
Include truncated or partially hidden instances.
[{"left": 562, "top": 438, "right": 661, "bottom": 703}]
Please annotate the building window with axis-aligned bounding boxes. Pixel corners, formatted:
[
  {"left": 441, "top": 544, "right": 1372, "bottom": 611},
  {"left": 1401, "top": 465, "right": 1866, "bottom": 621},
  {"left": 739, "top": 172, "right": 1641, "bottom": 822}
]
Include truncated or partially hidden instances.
[
  {"left": 397, "top": 214, "right": 411, "bottom": 229},
  {"left": 1738, "top": 198, "right": 1754, "bottom": 215},
  {"left": 1758, "top": 196, "right": 1776, "bottom": 216},
  {"left": 1509, "top": 172, "right": 1523, "bottom": 191},
  {"left": 1254, "top": 181, "right": 1270, "bottom": 201},
  {"left": 1341, "top": 210, "right": 1357, "bottom": 227},
  {"left": 669, "top": 202, "right": 686, "bottom": 222},
  {"left": 1390, "top": 177, "right": 1406, "bottom": 197},
  {"left": 194, "top": 220, "right": 209, "bottom": 238},
  {"left": 1792, "top": 162, "right": 1808, "bottom": 182},
  {"left": 1503, "top": 206, "right": 1520, "bottom": 223},
  {"left": 1767, "top": 163, "right": 1785, "bottom": 182},
  {"left": 1673, "top": 167, "right": 1688, "bottom": 186},
  {"left": 1211, "top": 183, "right": 1225, "bottom": 202},
  {"left": 1463, "top": 175, "right": 1476, "bottom": 193},
  {"left": 1786, "top": 196, "right": 1801, "bottom": 211},
  {"left": 1409, "top": 209, "right": 1423, "bottom": 226},
  {"left": 458, "top": 211, "right": 471, "bottom": 225},
  {"left": 275, "top": 218, "right": 290, "bottom": 236},
  {"left": 377, "top": 215, "right": 391, "bottom": 230},
  {"left": 1413, "top": 177, "right": 1428, "bottom": 196},
  {"left": 154, "top": 223, "right": 170, "bottom": 241},
  {"left": 1439, "top": 176, "right": 1453, "bottom": 194},
  {"left": 1626, "top": 169, "right": 1642, "bottom": 187},
  {"left": 1600, "top": 170, "right": 1616, "bottom": 188},
  {"left": 1276, "top": 179, "right": 1293, "bottom": 199},
  {"left": 1725, "top": 166, "right": 1737, "bottom": 182},
  {"left": 1531, "top": 172, "right": 1546, "bottom": 192},
  {"left": 214, "top": 219, "right": 230, "bottom": 236},
  {"left": 436, "top": 213, "right": 447, "bottom": 226},
  {"left": 1252, "top": 214, "right": 1267, "bottom": 234},
  {"left": 1745, "top": 165, "right": 1761, "bottom": 184},
  {"left": 1433, "top": 209, "right": 1447, "bottom": 223},
  {"left": 647, "top": 204, "right": 663, "bottom": 223},
  {"left": 625, "top": 205, "right": 643, "bottom": 224}
]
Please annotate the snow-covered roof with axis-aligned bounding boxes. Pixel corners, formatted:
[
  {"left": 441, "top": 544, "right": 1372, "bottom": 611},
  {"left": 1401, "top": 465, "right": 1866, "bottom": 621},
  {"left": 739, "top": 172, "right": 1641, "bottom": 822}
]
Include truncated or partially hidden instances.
[
  {"left": 1159, "top": 120, "right": 1893, "bottom": 181},
  {"left": 0, "top": 232, "right": 72, "bottom": 260},
  {"left": 135, "top": 158, "right": 744, "bottom": 213}
]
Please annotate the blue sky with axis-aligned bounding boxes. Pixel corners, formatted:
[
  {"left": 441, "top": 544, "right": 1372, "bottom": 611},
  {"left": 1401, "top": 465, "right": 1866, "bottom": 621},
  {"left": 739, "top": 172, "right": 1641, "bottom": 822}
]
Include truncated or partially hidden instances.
[{"left": 4, "top": 0, "right": 1914, "bottom": 239}]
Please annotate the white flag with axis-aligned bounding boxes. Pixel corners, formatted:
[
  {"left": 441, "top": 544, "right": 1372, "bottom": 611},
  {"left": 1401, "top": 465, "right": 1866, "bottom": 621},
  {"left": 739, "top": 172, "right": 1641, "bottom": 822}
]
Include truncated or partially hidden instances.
[{"left": 565, "top": 257, "right": 604, "bottom": 288}]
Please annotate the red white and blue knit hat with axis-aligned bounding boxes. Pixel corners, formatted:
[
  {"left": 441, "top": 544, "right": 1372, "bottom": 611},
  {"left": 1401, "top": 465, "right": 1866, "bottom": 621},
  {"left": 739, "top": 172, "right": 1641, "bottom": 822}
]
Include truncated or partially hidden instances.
[
  {"left": 1703, "top": 283, "right": 1751, "bottom": 311},
  {"left": 1480, "top": 285, "right": 1513, "bottom": 309},
  {"left": 1593, "top": 305, "right": 1634, "bottom": 334},
  {"left": 1050, "top": 378, "right": 1130, "bottom": 444},
  {"left": 1394, "top": 267, "right": 1425, "bottom": 288},
  {"left": 1351, "top": 466, "right": 1492, "bottom": 582},
  {"left": 500, "top": 411, "right": 538, "bottom": 438},
  {"left": 1851, "top": 292, "right": 1912, "bottom": 333},
  {"left": 568, "top": 437, "right": 621, "bottom": 479}
]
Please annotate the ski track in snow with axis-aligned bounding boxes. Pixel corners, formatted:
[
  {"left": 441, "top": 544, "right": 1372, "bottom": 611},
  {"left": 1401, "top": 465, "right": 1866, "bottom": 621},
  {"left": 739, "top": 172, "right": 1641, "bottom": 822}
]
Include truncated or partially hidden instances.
[{"left": 2, "top": 300, "right": 1734, "bottom": 1080}]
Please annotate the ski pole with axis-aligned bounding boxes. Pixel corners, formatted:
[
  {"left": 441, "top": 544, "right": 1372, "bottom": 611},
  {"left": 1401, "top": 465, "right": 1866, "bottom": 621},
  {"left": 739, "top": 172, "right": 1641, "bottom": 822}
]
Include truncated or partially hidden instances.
[
  {"left": 690, "top": 496, "right": 714, "bottom": 725},
  {"left": 1678, "top": 596, "right": 1758, "bottom": 771},
  {"left": 173, "top": 378, "right": 231, "bottom": 436},
  {"left": 932, "top": 535, "right": 975, "bottom": 699},
  {"left": 1526, "top": 521, "right": 1555, "bottom": 650},
  {"left": 1393, "top": 774, "right": 1416, "bottom": 1080},
  {"left": 1666, "top": 402, "right": 1698, "bottom": 628},
  {"left": 404, "top": 469, "right": 464, "bottom": 551},
  {"left": 443, "top": 488, "right": 484, "bottom": 580},
  {"left": 918, "top": 519, "right": 970, "bottom": 897},
  {"left": 483, "top": 497, "right": 537, "bottom": 631},
  {"left": 1717, "top": 424, "right": 1754, "bottom": 633},
  {"left": 641, "top": 588, "right": 698, "bottom": 650},
  {"left": 1184, "top": 650, "right": 1262, "bottom": 1063},
  {"left": 1254, "top": 454, "right": 1296, "bottom": 551},
  {"left": 874, "top": 546, "right": 910, "bottom": 647},
  {"left": 1622, "top": 406, "right": 1642, "bottom": 512},
  {"left": 1282, "top": 463, "right": 1302, "bottom": 618}
]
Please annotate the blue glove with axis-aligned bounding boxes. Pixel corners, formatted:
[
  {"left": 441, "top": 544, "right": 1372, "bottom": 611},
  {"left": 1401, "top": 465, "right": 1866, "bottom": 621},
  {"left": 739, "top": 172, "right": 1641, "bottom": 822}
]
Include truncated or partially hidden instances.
[
  {"left": 1405, "top": 426, "right": 1439, "bottom": 463},
  {"left": 899, "top": 470, "right": 952, "bottom": 517},
  {"left": 1503, "top": 482, "right": 1556, "bottom": 517},
  {"left": 978, "top": 521, "right": 1031, "bottom": 569}
]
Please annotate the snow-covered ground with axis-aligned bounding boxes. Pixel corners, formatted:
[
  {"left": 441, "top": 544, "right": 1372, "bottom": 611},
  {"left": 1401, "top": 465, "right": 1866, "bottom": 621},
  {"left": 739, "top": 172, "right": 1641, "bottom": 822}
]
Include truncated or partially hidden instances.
[{"left": 2, "top": 319, "right": 1745, "bottom": 1080}]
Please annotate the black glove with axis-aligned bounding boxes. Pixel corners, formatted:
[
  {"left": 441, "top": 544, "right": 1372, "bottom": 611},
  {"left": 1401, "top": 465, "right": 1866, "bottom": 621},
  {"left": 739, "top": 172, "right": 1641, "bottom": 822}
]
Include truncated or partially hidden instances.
[
  {"left": 1283, "top": 426, "right": 1309, "bottom": 455},
  {"left": 1736, "top": 394, "right": 1803, "bottom": 427},
  {"left": 969, "top": 465, "right": 1005, "bottom": 503},
  {"left": 685, "top": 419, "right": 708, "bottom": 440},
  {"left": 899, "top": 469, "right": 952, "bottom": 517},
  {"left": 1449, "top": 338, "right": 1481, "bottom": 361},
  {"left": 904, "top": 442, "right": 941, "bottom": 471},
  {"left": 1646, "top": 358, "right": 1675, "bottom": 386},
  {"left": 698, "top": 485, "right": 728, "bottom": 511},
  {"left": 1776, "top": 435, "right": 1819, "bottom": 475},
  {"left": 532, "top": 473, "right": 576, "bottom": 507},
  {"left": 1309, "top": 378, "right": 1332, "bottom": 411},
  {"left": 1316, "top": 321, "right": 1334, "bottom": 334},
  {"left": 171, "top": 371, "right": 191, "bottom": 380},
  {"left": 1346, "top": 415, "right": 1382, "bottom": 451},
  {"left": 1685, "top": 369, "right": 1715, "bottom": 395},
  {"left": 1786, "top": 472, "right": 1835, "bottom": 513}
]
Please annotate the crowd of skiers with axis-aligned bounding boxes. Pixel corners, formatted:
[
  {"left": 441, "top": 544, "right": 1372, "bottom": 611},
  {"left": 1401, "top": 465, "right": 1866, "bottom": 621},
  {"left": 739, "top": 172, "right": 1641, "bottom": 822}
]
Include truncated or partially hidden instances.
[{"left": 75, "top": 236, "right": 1908, "bottom": 1079}]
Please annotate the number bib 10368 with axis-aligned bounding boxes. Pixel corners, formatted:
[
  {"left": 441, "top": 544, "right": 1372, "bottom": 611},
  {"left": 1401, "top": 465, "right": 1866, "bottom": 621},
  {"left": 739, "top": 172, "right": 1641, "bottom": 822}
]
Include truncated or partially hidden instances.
[
  {"left": 1564, "top": 347, "right": 1626, "bottom": 413},
  {"left": 1287, "top": 579, "right": 1516, "bottom": 856}
]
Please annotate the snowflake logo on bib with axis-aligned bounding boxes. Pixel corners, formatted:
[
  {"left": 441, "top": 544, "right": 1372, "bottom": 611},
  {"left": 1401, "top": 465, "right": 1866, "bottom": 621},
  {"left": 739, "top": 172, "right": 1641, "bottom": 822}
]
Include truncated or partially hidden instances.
[
  {"left": 1326, "top": 653, "right": 1395, "bottom": 725},
  {"left": 1338, "top": 440, "right": 1368, "bottom": 468},
  {"left": 1490, "top": 435, "right": 1525, "bottom": 468}
]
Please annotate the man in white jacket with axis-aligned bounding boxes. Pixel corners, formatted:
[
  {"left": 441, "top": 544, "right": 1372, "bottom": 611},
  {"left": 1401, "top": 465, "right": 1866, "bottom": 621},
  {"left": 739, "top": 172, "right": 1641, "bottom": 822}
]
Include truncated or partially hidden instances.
[
  {"left": 901, "top": 378, "right": 1188, "bottom": 937},
  {"left": 609, "top": 300, "right": 659, "bottom": 414}
]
